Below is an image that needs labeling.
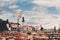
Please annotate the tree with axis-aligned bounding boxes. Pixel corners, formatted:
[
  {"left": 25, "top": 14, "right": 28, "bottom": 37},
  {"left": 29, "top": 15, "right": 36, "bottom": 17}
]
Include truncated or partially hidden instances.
[
  {"left": 22, "top": 17, "right": 25, "bottom": 22},
  {"left": 40, "top": 27, "right": 43, "bottom": 31}
]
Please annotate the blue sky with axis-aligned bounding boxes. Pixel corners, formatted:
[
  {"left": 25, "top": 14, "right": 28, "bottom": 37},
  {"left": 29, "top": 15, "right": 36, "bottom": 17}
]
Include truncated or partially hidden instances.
[{"left": 0, "top": 0, "right": 60, "bottom": 29}]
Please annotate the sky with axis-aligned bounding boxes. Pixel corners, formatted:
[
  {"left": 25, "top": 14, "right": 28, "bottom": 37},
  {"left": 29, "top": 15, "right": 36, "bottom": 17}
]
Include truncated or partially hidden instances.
[{"left": 0, "top": 0, "right": 60, "bottom": 29}]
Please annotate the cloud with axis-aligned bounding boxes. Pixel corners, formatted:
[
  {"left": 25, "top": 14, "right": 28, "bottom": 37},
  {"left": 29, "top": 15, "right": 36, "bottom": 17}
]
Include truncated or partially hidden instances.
[
  {"left": 0, "top": 0, "right": 36, "bottom": 20},
  {"left": 0, "top": 11, "right": 18, "bottom": 23},
  {"left": 0, "top": 0, "right": 60, "bottom": 29},
  {"left": 33, "top": 5, "right": 60, "bottom": 14},
  {"left": 33, "top": 0, "right": 60, "bottom": 7},
  {"left": 0, "top": 0, "right": 36, "bottom": 12},
  {"left": 9, "top": 5, "right": 19, "bottom": 9},
  {"left": 0, "top": 11, "right": 13, "bottom": 20},
  {"left": 22, "top": 10, "right": 60, "bottom": 29}
]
